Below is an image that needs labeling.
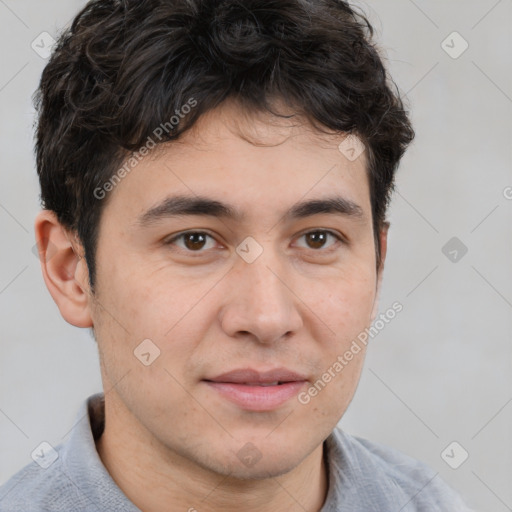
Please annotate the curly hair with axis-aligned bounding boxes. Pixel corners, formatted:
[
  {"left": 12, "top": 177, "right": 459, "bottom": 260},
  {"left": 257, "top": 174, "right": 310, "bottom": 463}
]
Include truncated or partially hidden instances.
[{"left": 34, "top": 0, "right": 414, "bottom": 291}]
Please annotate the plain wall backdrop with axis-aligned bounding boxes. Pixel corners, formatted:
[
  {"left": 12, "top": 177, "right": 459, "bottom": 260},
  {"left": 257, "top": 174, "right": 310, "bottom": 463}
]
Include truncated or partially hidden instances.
[{"left": 0, "top": 1, "right": 511, "bottom": 511}]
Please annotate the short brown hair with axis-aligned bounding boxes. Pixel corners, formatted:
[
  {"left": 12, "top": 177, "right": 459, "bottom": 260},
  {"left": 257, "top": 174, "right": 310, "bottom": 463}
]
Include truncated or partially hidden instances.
[{"left": 35, "top": 0, "right": 414, "bottom": 291}]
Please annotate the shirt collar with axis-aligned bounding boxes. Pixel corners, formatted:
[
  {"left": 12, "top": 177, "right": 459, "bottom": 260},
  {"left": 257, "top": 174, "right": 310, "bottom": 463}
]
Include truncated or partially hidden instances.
[
  {"left": 59, "top": 393, "right": 141, "bottom": 511},
  {"left": 61, "top": 393, "right": 405, "bottom": 512}
]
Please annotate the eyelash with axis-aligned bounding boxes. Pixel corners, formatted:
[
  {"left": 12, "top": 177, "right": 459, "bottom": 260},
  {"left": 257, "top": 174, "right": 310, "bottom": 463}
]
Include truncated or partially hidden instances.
[{"left": 164, "top": 229, "right": 345, "bottom": 254}]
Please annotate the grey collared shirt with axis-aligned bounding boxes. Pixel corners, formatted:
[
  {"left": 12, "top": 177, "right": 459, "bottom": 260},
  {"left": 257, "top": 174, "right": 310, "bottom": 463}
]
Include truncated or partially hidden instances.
[{"left": 0, "top": 393, "right": 474, "bottom": 511}]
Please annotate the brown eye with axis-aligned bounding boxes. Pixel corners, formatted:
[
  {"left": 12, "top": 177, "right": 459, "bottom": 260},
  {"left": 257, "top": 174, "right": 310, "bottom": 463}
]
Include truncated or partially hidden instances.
[
  {"left": 295, "top": 230, "right": 342, "bottom": 251},
  {"left": 183, "top": 233, "right": 207, "bottom": 250},
  {"left": 167, "top": 231, "right": 217, "bottom": 252},
  {"left": 305, "top": 231, "right": 328, "bottom": 249}
]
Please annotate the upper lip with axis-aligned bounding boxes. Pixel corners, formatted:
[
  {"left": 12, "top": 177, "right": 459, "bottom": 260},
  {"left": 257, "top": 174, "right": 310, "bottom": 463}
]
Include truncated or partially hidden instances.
[{"left": 204, "top": 368, "right": 308, "bottom": 384}]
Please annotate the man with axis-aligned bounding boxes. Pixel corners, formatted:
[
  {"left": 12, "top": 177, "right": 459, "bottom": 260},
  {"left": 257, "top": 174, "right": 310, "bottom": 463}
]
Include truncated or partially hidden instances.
[{"left": 0, "top": 0, "right": 473, "bottom": 510}]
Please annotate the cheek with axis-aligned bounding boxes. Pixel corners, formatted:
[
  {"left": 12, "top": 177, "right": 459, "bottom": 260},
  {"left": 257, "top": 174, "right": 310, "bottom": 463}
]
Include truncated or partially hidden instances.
[
  {"left": 100, "top": 253, "right": 210, "bottom": 337},
  {"left": 301, "top": 264, "right": 375, "bottom": 409},
  {"left": 311, "top": 266, "right": 377, "bottom": 342},
  {"left": 96, "top": 273, "right": 218, "bottom": 387}
]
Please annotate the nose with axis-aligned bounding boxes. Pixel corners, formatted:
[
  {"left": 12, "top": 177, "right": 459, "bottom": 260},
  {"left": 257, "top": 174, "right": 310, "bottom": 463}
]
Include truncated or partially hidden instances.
[{"left": 219, "top": 253, "right": 303, "bottom": 345}]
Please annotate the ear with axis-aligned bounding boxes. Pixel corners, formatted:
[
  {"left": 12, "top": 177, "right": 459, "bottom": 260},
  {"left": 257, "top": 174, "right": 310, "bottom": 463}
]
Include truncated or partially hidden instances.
[
  {"left": 34, "top": 210, "right": 93, "bottom": 328},
  {"left": 370, "top": 221, "right": 389, "bottom": 323}
]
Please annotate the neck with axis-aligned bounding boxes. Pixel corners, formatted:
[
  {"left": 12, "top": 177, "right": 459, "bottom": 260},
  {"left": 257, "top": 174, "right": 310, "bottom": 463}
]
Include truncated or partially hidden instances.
[{"left": 95, "top": 397, "right": 329, "bottom": 512}]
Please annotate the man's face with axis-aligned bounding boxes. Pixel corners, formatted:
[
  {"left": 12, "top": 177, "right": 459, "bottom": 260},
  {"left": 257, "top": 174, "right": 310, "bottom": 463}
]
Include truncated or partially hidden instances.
[{"left": 89, "top": 101, "right": 384, "bottom": 478}]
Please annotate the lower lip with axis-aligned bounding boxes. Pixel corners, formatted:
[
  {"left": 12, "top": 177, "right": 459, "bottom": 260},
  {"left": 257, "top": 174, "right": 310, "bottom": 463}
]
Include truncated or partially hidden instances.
[{"left": 204, "top": 381, "right": 306, "bottom": 411}]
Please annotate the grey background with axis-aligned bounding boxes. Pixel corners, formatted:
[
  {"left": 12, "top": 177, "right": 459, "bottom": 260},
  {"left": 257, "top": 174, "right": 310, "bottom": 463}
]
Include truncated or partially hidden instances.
[{"left": 0, "top": 1, "right": 511, "bottom": 511}]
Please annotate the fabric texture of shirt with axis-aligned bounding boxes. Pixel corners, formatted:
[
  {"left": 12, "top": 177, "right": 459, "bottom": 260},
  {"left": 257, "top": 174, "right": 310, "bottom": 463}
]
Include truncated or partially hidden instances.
[{"left": 0, "top": 393, "right": 475, "bottom": 511}]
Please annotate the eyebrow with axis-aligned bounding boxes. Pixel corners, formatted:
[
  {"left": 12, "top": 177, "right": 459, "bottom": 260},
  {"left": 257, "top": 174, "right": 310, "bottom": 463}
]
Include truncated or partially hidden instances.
[
  {"left": 286, "top": 196, "right": 364, "bottom": 221},
  {"left": 136, "top": 194, "right": 365, "bottom": 227}
]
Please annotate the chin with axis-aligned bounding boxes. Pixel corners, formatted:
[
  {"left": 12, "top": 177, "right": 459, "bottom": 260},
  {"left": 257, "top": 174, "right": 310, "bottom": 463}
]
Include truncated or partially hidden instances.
[
  {"left": 220, "top": 457, "right": 302, "bottom": 481},
  {"left": 194, "top": 442, "right": 310, "bottom": 481}
]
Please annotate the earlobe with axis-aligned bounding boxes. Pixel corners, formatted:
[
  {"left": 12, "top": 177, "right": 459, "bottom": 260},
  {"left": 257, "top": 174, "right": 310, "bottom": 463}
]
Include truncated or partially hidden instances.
[
  {"left": 370, "top": 222, "right": 390, "bottom": 323},
  {"left": 34, "top": 210, "right": 93, "bottom": 328}
]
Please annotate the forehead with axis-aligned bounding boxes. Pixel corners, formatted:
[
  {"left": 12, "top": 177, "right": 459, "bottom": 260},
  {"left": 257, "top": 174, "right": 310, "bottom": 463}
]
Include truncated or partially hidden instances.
[{"left": 100, "top": 101, "right": 371, "bottom": 227}]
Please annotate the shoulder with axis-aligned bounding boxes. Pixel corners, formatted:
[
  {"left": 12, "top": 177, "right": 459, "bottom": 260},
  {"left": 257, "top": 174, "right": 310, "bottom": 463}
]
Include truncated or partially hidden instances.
[
  {"left": 325, "top": 427, "right": 475, "bottom": 511},
  {"left": 0, "top": 445, "right": 95, "bottom": 512},
  {"left": 0, "top": 393, "right": 133, "bottom": 512}
]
